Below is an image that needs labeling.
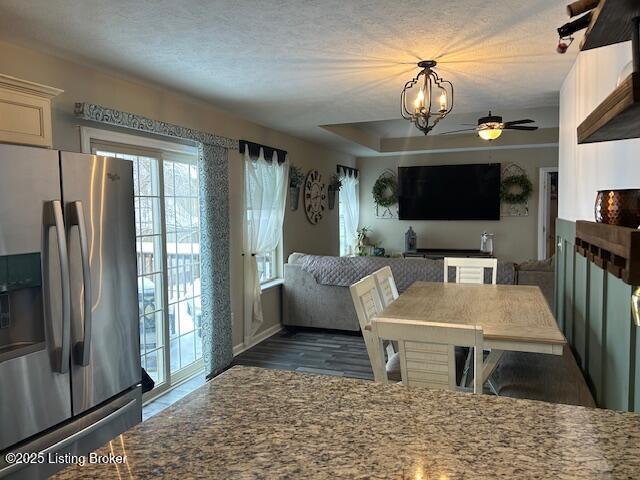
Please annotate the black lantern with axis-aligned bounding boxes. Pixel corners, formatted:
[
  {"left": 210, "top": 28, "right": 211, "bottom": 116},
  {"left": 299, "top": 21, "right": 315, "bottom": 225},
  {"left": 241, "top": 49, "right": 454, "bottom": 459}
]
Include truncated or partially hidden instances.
[{"left": 401, "top": 60, "right": 454, "bottom": 135}]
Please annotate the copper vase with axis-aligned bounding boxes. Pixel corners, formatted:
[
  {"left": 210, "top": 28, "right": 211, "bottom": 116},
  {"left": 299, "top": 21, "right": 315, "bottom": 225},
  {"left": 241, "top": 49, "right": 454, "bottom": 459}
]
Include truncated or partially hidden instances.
[{"left": 594, "top": 189, "right": 640, "bottom": 228}]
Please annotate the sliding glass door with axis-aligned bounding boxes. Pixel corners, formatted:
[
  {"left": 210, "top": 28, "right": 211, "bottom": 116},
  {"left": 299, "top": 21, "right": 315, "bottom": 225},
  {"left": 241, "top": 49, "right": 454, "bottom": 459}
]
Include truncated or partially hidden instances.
[
  {"left": 163, "top": 157, "right": 202, "bottom": 375},
  {"left": 89, "top": 135, "right": 202, "bottom": 396}
]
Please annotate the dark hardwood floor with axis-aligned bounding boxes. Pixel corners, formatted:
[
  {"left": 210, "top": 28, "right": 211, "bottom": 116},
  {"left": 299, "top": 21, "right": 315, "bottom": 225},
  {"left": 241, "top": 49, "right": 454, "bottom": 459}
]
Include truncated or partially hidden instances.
[
  {"left": 230, "top": 328, "right": 374, "bottom": 380},
  {"left": 143, "top": 328, "right": 372, "bottom": 420}
]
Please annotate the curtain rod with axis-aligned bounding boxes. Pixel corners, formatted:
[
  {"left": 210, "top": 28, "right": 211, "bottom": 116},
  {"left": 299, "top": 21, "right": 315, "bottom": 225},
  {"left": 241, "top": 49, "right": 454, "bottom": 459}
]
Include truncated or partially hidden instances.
[
  {"left": 337, "top": 164, "right": 358, "bottom": 178},
  {"left": 239, "top": 140, "right": 287, "bottom": 164}
]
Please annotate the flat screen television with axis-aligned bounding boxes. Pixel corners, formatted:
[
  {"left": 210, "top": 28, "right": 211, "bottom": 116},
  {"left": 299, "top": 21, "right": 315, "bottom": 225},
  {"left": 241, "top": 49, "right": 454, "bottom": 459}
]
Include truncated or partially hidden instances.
[{"left": 398, "top": 163, "right": 501, "bottom": 220}]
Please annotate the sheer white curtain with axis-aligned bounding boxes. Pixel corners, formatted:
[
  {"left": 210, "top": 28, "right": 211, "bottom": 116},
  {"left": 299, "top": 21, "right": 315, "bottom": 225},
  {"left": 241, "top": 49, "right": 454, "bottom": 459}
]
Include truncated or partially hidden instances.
[
  {"left": 243, "top": 148, "right": 289, "bottom": 337},
  {"left": 339, "top": 167, "right": 359, "bottom": 256}
]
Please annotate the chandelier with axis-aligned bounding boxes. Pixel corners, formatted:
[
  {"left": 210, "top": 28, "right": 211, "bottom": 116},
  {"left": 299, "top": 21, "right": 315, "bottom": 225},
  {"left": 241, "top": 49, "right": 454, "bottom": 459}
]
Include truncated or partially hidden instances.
[{"left": 401, "top": 60, "right": 454, "bottom": 135}]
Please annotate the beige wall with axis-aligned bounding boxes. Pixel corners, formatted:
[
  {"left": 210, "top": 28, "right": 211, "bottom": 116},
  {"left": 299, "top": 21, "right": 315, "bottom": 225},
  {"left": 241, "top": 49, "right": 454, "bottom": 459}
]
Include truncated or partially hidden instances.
[
  {"left": 356, "top": 147, "right": 558, "bottom": 263},
  {"left": 0, "top": 40, "right": 354, "bottom": 349}
]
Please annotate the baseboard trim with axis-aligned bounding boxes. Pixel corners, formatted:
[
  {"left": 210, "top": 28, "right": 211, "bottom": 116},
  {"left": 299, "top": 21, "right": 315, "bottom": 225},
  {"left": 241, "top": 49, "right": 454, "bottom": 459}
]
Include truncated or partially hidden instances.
[{"left": 233, "top": 323, "right": 282, "bottom": 356}]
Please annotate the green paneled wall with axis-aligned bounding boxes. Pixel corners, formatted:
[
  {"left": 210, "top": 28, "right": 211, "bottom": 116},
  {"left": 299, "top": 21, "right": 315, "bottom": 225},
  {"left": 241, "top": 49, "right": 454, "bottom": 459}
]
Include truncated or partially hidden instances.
[
  {"left": 587, "top": 263, "right": 605, "bottom": 406},
  {"left": 556, "top": 218, "right": 637, "bottom": 412},
  {"left": 573, "top": 255, "right": 588, "bottom": 369},
  {"left": 564, "top": 250, "right": 575, "bottom": 345},
  {"left": 604, "top": 277, "right": 632, "bottom": 411}
]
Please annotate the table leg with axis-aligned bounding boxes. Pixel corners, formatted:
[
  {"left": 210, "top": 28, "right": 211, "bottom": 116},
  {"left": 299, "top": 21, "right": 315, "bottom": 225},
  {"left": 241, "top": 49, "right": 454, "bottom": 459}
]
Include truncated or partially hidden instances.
[{"left": 481, "top": 350, "right": 504, "bottom": 395}]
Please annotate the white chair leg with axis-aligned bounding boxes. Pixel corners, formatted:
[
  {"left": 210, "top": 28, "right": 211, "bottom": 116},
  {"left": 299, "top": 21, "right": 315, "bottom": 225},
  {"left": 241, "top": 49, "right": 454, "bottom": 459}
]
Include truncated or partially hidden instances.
[{"left": 377, "top": 337, "right": 389, "bottom": 384}]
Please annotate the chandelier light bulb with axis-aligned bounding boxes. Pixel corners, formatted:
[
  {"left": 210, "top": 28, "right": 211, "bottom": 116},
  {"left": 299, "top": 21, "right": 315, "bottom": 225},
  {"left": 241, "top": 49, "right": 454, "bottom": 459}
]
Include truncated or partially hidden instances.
[
  {"left": 439, "top": 91, "right": 447, "bottom": 112},
  {"left": 414, "top": 89, "right": 425, "bottom": 111}
]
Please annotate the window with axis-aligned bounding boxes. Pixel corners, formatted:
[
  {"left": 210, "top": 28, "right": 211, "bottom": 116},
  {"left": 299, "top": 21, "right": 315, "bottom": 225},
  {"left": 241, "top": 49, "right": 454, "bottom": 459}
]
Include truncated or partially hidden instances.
[
  {"left": 256, "top": 249, "right": 278, "bottom": 284},
  {"left": 243, "top": 153, "right": 285, "bottom": 285},
  {"left": 82, "top": 127, "right": 202, "bottom": 397},
  {"left": 338, "top": 168, "right": 359, "bottom": 256},
  {"left": 339, "top": 194, "right": 347, "bottom": 256}
]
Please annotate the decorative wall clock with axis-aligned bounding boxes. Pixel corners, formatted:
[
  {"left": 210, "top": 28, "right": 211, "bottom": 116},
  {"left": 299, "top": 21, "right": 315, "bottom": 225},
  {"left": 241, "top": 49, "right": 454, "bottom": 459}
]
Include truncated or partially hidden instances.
[{"left": 303, "top": 169, "right": 326, "bottom": 224}]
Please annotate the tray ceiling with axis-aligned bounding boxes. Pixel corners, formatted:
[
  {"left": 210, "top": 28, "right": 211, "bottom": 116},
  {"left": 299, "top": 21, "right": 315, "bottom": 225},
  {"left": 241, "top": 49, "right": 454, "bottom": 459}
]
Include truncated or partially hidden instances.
[{"left": 0, "top": 0, "right": 578, "bottom": 155}]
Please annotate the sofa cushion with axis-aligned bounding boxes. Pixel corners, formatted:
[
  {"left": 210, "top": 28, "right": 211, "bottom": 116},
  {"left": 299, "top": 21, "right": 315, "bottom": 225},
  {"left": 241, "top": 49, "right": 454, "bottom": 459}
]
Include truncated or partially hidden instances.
[
  {"left": 287, "top": 252, "right": 307, "bottom": 265},
  {"left": 283, "top": 263, "right": 360, "bottom": 331},
  {"left": 515, "top": 256, "right": 555, "bottom": 309},
  {"left": 517, "top": 257, "right": 554, "bottom": 272}
]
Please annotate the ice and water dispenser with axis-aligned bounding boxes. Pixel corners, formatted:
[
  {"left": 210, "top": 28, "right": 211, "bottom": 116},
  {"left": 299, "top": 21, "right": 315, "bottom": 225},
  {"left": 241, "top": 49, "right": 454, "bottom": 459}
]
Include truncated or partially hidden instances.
[{"left": 0, "top": 253, "right": 45, "bottom": 363}]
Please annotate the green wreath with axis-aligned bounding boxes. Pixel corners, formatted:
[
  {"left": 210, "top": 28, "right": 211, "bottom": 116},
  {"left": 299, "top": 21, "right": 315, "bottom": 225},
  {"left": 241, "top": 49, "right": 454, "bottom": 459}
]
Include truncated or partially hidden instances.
[
  {"left": 500, "top": 174, "right": 532, "bottom": 204},
  {"left": 372, "top": 175, "right": 398, "bottom": 207}
]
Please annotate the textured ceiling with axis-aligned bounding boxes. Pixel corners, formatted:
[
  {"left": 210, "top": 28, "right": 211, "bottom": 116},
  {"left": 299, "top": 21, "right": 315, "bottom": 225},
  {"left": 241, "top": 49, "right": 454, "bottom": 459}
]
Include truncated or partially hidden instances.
[{"left": 0, "top": 0, "right": 577, "bottom": 154}]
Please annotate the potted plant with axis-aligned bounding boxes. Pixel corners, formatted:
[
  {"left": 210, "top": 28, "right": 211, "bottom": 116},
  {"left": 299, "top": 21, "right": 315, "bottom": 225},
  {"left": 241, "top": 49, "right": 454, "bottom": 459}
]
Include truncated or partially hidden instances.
[
  {"left": 327, "top": 174, "right": 342, "bottom": 210},
  {"left": 288, "top": 165, "right": 304, "bottom": 211},
  {"left": 356, "top": 226, "right": 372, "bottom": 256}
]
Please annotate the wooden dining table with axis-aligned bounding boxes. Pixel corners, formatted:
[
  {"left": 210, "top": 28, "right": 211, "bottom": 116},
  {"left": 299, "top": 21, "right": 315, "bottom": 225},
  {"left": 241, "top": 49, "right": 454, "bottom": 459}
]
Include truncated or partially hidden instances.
[{"left": 373, "top": 281, "right": 566, "bottom": 382}]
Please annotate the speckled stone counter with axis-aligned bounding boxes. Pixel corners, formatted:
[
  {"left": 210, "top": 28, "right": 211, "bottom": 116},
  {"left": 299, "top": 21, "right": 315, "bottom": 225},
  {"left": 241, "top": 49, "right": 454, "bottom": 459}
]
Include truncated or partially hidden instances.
[{"left": 53, "top": 366, "right": 640, "bottom": 479}]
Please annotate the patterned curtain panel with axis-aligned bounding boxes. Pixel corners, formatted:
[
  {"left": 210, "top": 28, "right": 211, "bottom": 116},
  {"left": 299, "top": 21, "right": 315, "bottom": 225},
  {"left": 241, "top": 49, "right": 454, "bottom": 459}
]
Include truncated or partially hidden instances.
[
  {"left": 75, "top": 103, "right": 236, "bottom": 378},
  {"left": 198, "top": 144, "right": 233, "bottom": 377}
]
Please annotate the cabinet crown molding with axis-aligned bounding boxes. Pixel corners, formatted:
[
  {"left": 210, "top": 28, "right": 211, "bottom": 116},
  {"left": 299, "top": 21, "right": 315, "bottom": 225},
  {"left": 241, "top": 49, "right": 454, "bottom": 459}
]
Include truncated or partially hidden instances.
[{"left": 0, "top": 73, "right": 63, "bottom": 99}]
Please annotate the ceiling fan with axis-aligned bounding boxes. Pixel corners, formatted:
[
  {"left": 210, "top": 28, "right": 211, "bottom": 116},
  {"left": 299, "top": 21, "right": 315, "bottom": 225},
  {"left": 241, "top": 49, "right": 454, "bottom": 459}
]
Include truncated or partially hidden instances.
[{"left": 441, "top": 111, "right": 538, "bottom": 141}]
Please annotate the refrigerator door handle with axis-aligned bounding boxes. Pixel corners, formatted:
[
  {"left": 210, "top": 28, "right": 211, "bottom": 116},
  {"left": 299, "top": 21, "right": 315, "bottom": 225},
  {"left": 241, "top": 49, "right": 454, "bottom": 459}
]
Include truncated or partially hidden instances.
[
  {"left": 43, "top": 200, "right": 71, "bottom": 374},
  {"left": 68, "top": 200, "right": 92, "bottom": 366}
]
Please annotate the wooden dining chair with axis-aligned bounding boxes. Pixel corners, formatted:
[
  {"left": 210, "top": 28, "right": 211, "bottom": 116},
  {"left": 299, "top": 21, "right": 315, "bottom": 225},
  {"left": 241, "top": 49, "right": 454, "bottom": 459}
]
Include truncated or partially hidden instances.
[
  {"left": 372, "top": 319, "right": 484, "bottom": 394},
  {"left": 349, "top": 275, "right": 400, "bottom": 382},
  {"left": 372, "top": 266, "right": 399, "bottom": 308},
  {"left": 444, "top": 256, "right": 498, "bottom": 393},
  {"left": 372, "top": 266, "right": 399, "bottom": 359},
  {"left": 443, "top": 257, "right": 498, "bottom": 285}
]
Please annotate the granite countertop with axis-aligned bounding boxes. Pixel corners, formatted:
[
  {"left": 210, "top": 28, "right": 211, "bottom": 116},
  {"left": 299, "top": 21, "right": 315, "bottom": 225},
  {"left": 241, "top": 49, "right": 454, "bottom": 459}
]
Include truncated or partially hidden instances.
[{"left": 54, "top": 366, "right": 640, "bottom": 479}]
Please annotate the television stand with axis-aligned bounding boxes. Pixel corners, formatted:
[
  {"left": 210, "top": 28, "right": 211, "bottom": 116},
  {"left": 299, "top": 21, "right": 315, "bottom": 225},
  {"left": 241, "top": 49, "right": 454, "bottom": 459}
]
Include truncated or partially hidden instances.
[{"left": 402, "top": 248, "right": 493, "bottom": 260}]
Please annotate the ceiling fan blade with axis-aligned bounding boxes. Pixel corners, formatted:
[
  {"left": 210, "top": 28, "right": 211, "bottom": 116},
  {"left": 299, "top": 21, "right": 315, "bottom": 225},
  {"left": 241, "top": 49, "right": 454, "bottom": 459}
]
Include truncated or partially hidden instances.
[
  {"left": 440, "top": 128, "right": 476, "bottom": 134},
  {"left": 505, "top": 125, "right": 538, "bottom": 131},
  {"left": 504, "top": 119, "right": 535, "bottom": 126}
]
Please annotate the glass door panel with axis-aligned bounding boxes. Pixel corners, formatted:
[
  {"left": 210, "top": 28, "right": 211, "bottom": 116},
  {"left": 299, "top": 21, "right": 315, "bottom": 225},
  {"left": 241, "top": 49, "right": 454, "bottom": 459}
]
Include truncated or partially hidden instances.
[{"left": 163, "top": 156, "right": 202, "bottom": 376}]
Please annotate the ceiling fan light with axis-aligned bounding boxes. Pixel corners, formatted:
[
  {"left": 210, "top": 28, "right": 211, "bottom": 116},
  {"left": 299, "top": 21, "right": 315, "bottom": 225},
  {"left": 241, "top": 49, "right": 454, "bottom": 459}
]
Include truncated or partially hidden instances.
[{"left": 478, "top": 128, "right": 502, "bottom": 141}]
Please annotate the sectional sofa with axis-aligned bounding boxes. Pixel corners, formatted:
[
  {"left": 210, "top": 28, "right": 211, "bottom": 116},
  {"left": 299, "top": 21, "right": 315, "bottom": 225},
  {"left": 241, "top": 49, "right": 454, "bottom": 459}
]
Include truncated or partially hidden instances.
[{"left": 283, "top": 253, "right": 554, "bottom": 331}]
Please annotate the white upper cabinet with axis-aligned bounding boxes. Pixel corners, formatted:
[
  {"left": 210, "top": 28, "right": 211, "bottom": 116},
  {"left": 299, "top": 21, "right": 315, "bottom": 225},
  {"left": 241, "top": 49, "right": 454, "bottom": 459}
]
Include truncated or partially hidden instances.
[{"left": 0, "top": 74, "right": 63, "bottom": 148}]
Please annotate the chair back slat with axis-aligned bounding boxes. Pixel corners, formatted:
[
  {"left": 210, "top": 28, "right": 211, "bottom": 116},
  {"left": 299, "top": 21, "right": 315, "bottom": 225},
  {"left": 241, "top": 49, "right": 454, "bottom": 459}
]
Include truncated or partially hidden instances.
[
  {"left": 373, "top": 320, "right": 484, "bottom": 394},
  {"left": 444, "top": 257, "right": 498, "bottom": 285},
  {"left": 372, "top": 266, "right": 399, "bottom": 308}
]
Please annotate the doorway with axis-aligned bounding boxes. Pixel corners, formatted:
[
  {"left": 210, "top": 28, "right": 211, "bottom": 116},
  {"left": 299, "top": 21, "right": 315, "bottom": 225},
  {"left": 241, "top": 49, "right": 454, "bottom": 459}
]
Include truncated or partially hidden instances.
[{"left": 537, "top": 167, "right": 559, "bottom": 260}]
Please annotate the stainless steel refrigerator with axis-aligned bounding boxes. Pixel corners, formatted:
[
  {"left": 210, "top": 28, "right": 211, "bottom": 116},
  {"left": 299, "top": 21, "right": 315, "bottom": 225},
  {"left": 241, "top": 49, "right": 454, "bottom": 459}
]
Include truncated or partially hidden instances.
[{"left": 0, "top": 144, "right": 141, "bottom": 479}]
